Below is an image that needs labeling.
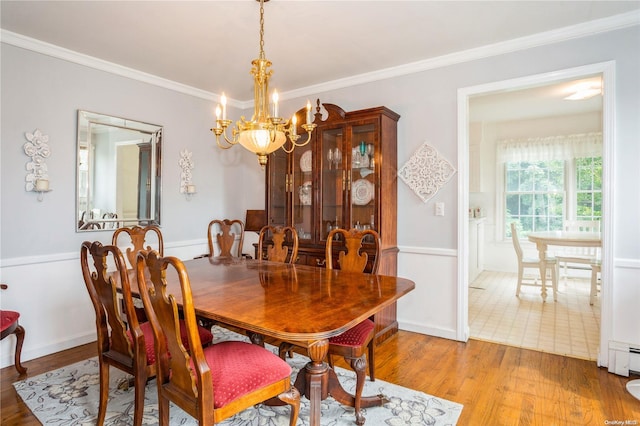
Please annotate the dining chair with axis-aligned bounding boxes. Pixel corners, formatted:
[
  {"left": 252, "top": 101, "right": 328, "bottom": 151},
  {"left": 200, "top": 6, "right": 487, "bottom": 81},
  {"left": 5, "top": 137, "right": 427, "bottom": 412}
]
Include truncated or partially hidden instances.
[
  {"left": 510, "top": 223, "right": 559, "bottom": 301},
  {"left": 112, "top": 225, "right": 164, "bottom": 269},
  {"left": 81, "top": 241, "right": 213, "bottom": 426},
  {"left": 101, "top": 212, "right": 119, "bottom": 230},
  {"left": 135, "top": 250, "right": 300, "bottom": 426},
  {"left": 280, "top": 227, "right": 380, "bottom": 425},
  {"left": 80, "top": 240, "right": 156, "bottom": 426},
  {"left": 112, "top": 225, "right": 164, "bottom": 323},
  {"left": 207, "top": 219, "right": 245, "bottom": 258},
  {"left": 0, "top": 284, "right": 27, "bottom": 375},
  {"left": 556, "top": 219, "right": 601, "bottom": 281},
  {"left": 257, "top": 225, "right": 299, "bottom": 263}
]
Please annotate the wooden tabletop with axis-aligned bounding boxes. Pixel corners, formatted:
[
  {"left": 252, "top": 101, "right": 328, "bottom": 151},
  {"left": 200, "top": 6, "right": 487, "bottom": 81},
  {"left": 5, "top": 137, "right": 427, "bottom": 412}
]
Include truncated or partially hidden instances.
[
  {"left": 528, "top": 231, "right": 601, "bottom": 247},
  {"left": 129, "top": 256, "right": 415, "bottom": 425},
  {"left": 148, "top": 256, "right": 415, "bottom": 344}
]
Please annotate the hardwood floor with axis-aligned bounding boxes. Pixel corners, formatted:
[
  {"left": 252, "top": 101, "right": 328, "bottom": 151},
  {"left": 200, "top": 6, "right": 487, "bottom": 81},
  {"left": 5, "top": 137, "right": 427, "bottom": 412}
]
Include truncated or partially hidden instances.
[{"left": 2, "top": 331, "right": 639, "bottom": 425}]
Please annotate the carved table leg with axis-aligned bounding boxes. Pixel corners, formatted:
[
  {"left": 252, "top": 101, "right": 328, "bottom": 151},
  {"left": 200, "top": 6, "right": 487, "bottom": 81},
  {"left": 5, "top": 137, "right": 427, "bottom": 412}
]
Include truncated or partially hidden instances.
[
  {"left": 292, "top": 340, "right": 386, "bottom": 426},
  {"left": 326, "top": 355, "right": 387, "bottom": 425},
  {"left": 535, "top": 241, "right": 548, "bottom": 301},
  {"left": 292, "top": 339, "right": 329, "bottom": 426}
]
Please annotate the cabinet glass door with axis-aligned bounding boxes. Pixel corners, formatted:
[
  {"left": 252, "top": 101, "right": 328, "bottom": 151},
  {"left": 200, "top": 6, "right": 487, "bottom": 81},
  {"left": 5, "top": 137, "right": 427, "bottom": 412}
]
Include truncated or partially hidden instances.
[
  {"left": 349, "top": 122, "right": 377, "bottom": 232},
  {"left": 320, "top": 127, "right": 345, "bottom": 240},
  {"left": 292, "top": 146, "right": 314, "bottom": 242},
  {"left": 267, "top": 148, "right": 288, "bottom": 227}
]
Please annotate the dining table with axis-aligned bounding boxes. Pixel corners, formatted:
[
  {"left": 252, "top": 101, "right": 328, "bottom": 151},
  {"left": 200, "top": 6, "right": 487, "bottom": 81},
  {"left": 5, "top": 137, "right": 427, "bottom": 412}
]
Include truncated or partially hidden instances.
[
  {"left": 131, "top": 256, "right": 415, "bottom": 426},
  {"left": 527, "top": 230, "right": 601, "bottom": 301}
]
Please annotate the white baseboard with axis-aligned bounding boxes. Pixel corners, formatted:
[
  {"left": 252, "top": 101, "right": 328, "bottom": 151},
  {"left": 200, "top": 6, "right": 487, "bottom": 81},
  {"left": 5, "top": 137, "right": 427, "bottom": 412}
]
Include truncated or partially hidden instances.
[
  {"left": 1, "top": 332, "right": 96, "bottom": 369},
  {"left": 398, "top": 320, "right": 458, "bottom": 341}
]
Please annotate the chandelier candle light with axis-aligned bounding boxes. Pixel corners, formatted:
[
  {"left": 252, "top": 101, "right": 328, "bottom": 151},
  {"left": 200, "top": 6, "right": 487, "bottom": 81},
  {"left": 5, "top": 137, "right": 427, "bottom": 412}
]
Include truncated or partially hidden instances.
[{"left": 211, "top": 0, "right": 316, "bottom": 167}]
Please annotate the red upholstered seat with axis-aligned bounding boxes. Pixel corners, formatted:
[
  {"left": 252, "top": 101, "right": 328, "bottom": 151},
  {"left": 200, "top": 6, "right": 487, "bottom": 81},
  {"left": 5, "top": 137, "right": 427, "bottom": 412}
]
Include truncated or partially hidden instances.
[
  {"left": 128, "top": 321, "right": 214, "bottom": 364},
  {"left": 196, "top": 341, "right": 292, "bottom": 409},
  {"left": 328, "top": 319, "right": 375, "bottom": 347},
  {"left": 1, "top": 310, "right": 20, "bottom": 333}
]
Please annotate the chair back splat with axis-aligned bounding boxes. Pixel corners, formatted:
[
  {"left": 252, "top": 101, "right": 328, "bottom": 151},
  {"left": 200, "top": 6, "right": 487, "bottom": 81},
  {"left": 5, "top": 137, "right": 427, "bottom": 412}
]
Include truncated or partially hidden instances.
[
  {"left": 326, "top": 228, "right": 381, "bottom": 274},
  {"left": 207, "top": 219, "right": 245, "bottom": 258},
  {"left": 258, "top": 225, "right": 299, "bottom": 264},
  {"left": 556, "top": 220, "right": 601, "bottom": 300},
  {"left": 136, "top": 251, "right": 299, "bottom": 426},
  {"left": 112, "top": 225, "right": 164, "bottom": 322},
  {"left": 112, "top": 225, "right": 164, "bottom": 269}
]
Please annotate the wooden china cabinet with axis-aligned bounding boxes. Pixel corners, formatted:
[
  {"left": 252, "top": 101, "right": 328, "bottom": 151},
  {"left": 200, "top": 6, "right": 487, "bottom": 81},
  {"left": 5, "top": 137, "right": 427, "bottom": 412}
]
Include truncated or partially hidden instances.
[{"left": 263, "top": 100, "right": 400, "bottom": 343}]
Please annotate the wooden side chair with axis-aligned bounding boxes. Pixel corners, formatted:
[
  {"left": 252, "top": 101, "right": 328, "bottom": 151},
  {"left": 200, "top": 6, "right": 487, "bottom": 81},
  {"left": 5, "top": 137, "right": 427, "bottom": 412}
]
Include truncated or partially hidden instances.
[
  {"left": 207, "top": 219, "right": 245, "bottom": 258},
  {"left": 258, "top": 225, "right": 299, "bottom": 263},
  {"left": 324, "top": 227, "right": 380, "bottom": 377},
  {"left": 112, "top": 225, "right": 164, "bottom": 322},
  {"left": 135, "top": 250, "right": 300, "bottom": 426},
  {"left": 81, "top": 241, "right": 213, "bottom": 426},
  {"left": 112, "top": 224, "right": 164, "bottom": 269},
  {"left": 280, "top": 227, "right": 380, "bottom": 425},
  {"left": 101, "top": 212, "right": 119, "bottom": 230},
  {"left": 81, "top": 241, "right": 156, "bottom": 426},
  {"left": 510, "top": 223, "right": 559, "bottom": 301},
  {"left": 0, "top": 284, "right": 27, "bottom": 375}
]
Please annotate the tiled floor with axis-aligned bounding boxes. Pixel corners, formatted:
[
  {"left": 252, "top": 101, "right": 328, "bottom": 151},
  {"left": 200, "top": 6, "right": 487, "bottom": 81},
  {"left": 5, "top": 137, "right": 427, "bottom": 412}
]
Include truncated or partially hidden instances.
[{"left": 469, "top": 270, "right": 600, "bottom": 361}]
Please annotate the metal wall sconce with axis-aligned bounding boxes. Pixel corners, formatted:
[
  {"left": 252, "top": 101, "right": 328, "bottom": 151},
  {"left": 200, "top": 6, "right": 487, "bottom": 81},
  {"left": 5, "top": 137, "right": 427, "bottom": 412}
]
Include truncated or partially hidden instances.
[
  {"left": 23, "top": 129, "right": 52, "bottom": 201},
  {"left": 179, "top": 149, "right": 196, "bottom": 200}
]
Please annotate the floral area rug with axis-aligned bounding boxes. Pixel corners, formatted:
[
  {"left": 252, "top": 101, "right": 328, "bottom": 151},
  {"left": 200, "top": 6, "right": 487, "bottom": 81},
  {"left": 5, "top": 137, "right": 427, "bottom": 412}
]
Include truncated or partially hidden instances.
[{"left": 14, "top": 325, "right": 463, "bottom": 425}]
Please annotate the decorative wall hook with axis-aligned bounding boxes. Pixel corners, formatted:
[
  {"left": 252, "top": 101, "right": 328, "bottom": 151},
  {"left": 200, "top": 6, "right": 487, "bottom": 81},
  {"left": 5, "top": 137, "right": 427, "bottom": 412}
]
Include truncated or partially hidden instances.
[
  {"left": 179, "top": 149, "right": 195, "bottom": 200},
  {"left": 24, "top": 128, "right": 52, "bottom": 201}
]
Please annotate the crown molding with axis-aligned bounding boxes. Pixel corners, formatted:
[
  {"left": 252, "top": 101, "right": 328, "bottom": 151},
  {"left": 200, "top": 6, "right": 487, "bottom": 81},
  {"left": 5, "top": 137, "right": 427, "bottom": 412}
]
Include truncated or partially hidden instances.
[
  {"left": 0, "top": 29, "right": 226, "bottom": 104},
  {"left": 283, "top": 10, "right": 640, "bottom": 100},
  {"left": 2, "top": 10, "right": 638, "bottom": 105}
]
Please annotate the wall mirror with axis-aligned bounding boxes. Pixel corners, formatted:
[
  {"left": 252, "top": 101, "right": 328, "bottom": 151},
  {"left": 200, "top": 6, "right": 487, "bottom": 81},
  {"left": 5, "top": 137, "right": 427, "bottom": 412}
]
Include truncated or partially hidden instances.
[{"left": 76, "top": 110, "right": 162, "bottom": 232}]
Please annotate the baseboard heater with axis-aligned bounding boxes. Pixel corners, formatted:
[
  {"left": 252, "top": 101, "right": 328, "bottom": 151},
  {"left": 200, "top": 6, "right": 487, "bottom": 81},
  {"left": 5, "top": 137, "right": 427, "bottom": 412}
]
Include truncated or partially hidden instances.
[
  {"left": 631, "top": 347, "right": 640, "bottom": 375},
  {"left": 609, "top": 341, "right": 640, "bottom": 376}
]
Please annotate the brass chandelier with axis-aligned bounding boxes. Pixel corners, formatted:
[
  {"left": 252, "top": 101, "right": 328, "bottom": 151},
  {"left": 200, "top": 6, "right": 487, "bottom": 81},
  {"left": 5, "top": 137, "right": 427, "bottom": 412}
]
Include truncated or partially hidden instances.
[{"left": 211, "top": 0, "right": 316, "bottom": 167}]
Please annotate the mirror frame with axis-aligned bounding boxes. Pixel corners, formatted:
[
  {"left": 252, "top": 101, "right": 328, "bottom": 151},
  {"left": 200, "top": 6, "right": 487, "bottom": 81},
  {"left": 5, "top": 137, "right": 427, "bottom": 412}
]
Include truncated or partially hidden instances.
[{"left": 76, "top": 110, "right": 162, "bottom": 232}]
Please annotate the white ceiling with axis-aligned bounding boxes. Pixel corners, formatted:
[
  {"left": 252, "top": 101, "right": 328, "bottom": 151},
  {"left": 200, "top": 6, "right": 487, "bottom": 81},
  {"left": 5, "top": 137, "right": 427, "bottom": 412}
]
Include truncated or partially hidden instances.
[
  {"left": 1, "top": 1, "right": 638, "bottom": 119},
  {"left": 469, "top": 75, "right": 604, "bottom": 122}
]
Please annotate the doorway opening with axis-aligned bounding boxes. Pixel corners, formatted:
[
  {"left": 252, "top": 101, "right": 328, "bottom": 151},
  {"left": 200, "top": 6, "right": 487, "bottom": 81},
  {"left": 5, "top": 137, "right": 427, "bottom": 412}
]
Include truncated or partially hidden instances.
[{"left": 457, "top": 61, "right": 614, "bottom": 366}]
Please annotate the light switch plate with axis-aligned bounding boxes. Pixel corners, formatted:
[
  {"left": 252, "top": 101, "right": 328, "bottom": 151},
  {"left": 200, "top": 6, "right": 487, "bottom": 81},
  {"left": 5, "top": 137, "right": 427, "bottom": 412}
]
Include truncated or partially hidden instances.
[{"left": 435, "top": 202, "right": 445, "bottom": 216}]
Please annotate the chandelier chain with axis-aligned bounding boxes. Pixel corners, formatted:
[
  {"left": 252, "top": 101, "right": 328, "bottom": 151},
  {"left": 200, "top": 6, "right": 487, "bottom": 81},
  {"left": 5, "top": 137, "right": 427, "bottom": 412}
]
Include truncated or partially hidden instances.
[{"left": 259, "top": 0, "right": 265, "bottom": 59}]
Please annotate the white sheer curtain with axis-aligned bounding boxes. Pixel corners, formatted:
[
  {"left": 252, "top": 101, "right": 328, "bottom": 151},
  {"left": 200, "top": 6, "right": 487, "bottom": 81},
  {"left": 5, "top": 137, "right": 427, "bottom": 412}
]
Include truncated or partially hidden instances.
[{"left": 497, "top": 132, "right": 602, "bottom": 163}]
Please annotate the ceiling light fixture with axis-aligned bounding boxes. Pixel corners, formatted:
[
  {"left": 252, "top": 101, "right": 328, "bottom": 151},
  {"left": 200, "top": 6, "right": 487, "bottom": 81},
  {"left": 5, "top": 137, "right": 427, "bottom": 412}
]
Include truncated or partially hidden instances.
[
  {"left": 564, "top": 81, "right": 602, "bottom": 101},
  {"left": 211, "top": 0, "right": 316, "bottom": 167}
]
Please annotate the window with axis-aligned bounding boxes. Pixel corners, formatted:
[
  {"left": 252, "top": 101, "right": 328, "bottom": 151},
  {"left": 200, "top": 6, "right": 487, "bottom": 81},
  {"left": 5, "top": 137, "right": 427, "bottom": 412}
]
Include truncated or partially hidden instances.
[
  {"left": 505, "top": 160, "right": 564, "bottom": 236},
  {"left": 498, "top": 133, "right": 603, "bottom": 240},
  {"left": 504, "top": 157, "right": 602, "bottom": 238},
  {"left": 575, "top": 156, "right": 602, "bottom": 221}
]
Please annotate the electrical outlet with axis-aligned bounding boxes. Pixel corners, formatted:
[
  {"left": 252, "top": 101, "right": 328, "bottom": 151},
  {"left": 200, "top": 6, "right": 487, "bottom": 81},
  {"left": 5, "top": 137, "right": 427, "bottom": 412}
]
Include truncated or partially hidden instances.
[{"left": 435, "top": 202, "right": 445, "bottom": 216}]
